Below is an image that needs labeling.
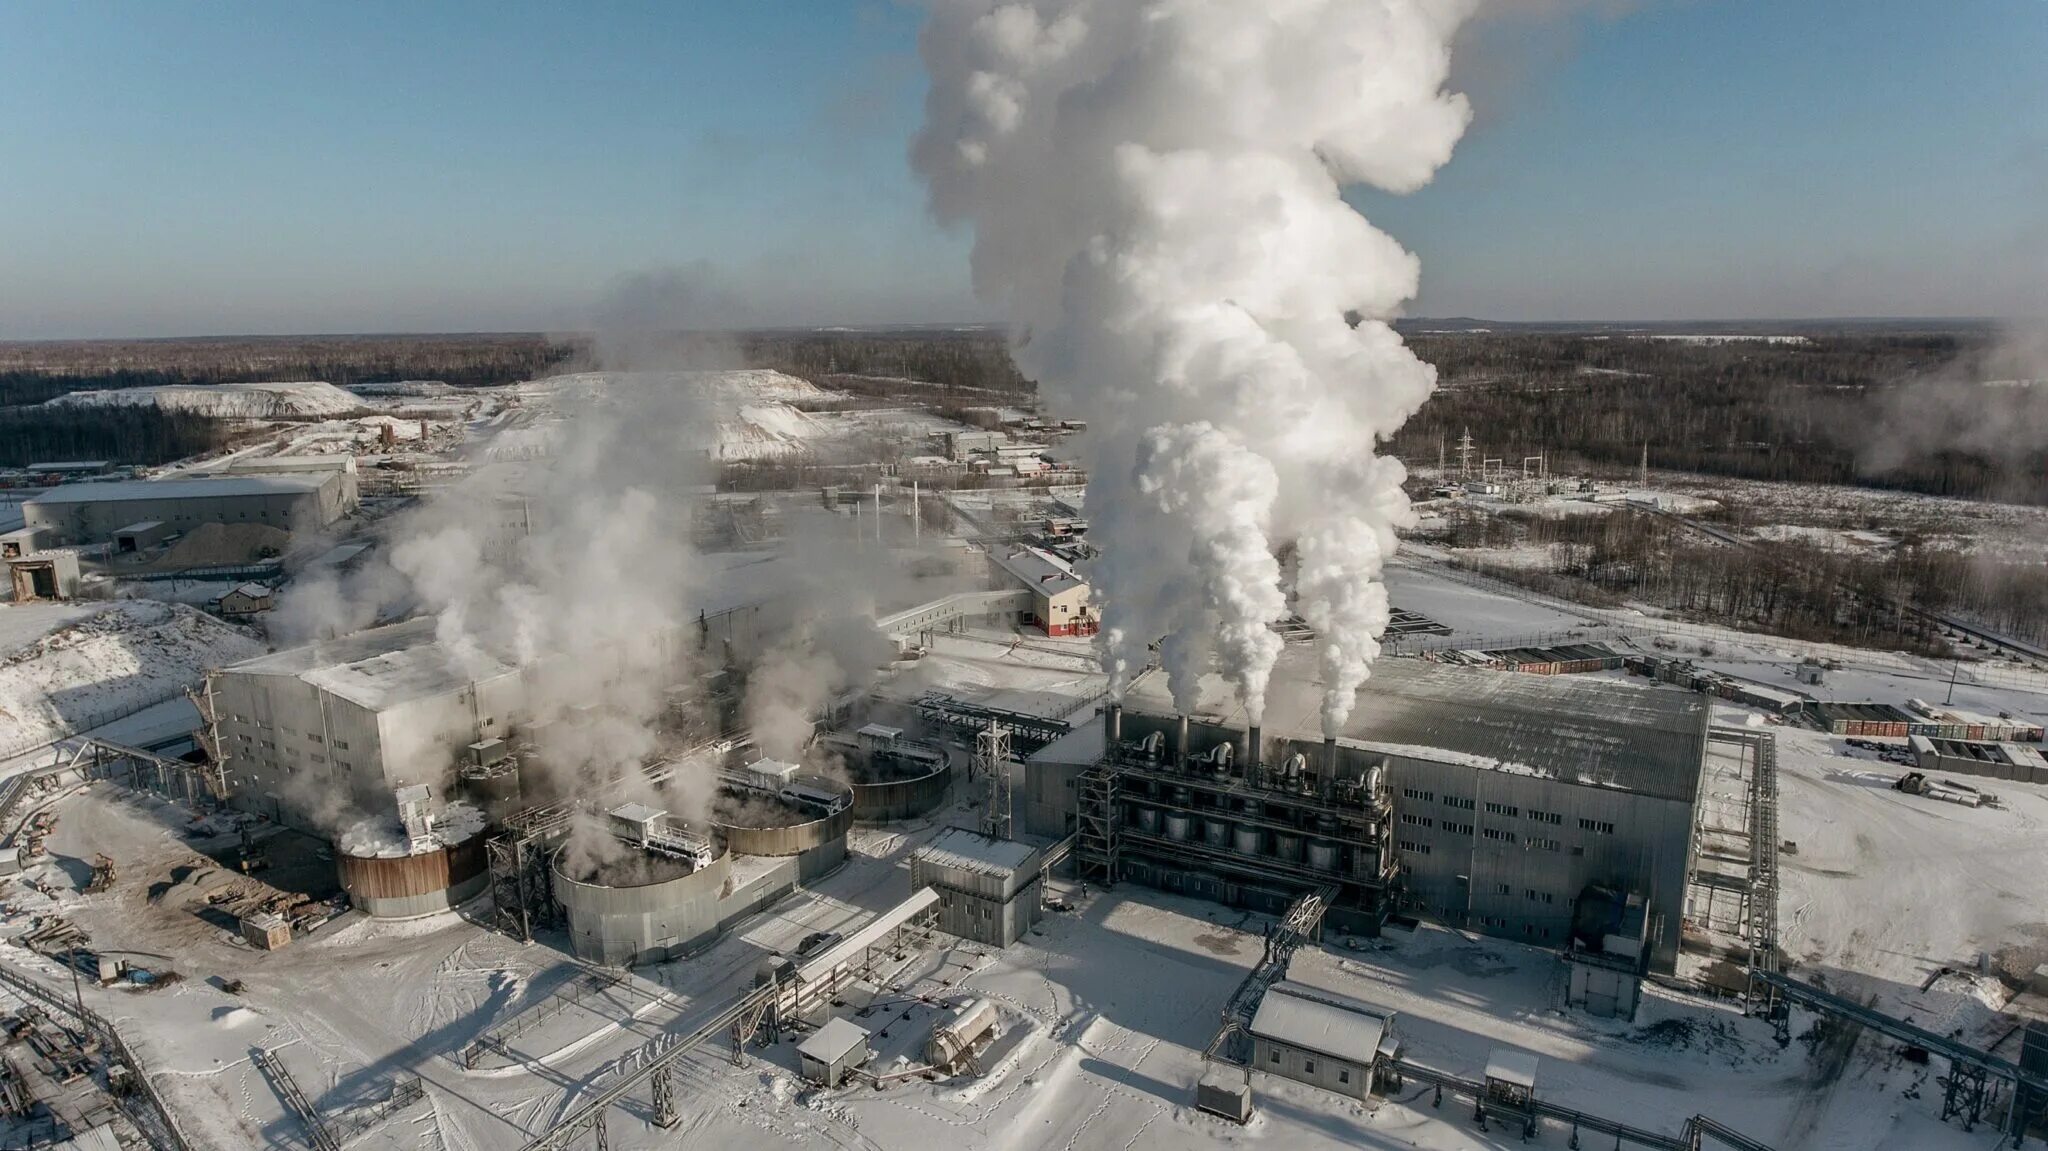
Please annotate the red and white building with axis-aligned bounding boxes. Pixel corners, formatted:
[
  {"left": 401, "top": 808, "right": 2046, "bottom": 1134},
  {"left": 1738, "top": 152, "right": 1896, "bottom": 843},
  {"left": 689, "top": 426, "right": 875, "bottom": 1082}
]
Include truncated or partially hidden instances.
[{"left": 991, "top": 546, "right": 1097, "bottom": 637}]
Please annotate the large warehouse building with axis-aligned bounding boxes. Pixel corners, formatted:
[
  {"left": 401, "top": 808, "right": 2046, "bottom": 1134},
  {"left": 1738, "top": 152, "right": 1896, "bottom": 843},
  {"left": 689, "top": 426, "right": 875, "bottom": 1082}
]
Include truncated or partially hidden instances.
[
  {"left": 1025, "top": 652, "right": 1710, "bottom": 970},
  {"left": 23, "top": 472, "right": 354, "bottom": 544}
]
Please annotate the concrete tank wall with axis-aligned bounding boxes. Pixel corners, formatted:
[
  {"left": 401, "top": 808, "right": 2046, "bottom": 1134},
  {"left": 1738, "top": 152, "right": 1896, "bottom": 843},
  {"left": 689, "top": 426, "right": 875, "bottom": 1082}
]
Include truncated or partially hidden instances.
[
  {"left": 555, "top": 849, "right": 735, "bottom": 967},
  {"left": 337, "top": 835, "right": 487, "bottom": 919},
  {"left": 716, "top": 797, "right": 853, "bottom": 858}
]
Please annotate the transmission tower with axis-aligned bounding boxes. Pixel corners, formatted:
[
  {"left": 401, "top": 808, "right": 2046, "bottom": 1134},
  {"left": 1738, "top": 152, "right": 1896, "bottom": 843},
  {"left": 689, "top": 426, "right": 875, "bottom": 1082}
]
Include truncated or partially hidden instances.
[
  {"left": 976, "top": 721, "right": 1013, "bottom": 840},
  {"left": 1454, "top": 428, "right": 1476, "bottom": 477}
]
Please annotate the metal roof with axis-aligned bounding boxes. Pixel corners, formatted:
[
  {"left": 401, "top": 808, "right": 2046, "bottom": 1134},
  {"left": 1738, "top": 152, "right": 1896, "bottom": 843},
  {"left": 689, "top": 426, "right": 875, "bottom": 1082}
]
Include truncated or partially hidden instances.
[
  {"left": 223, "top": 617, "right": 520, "bottom": 712},
  {"left": 1123, "top": 649, "right": 1710, "bottom": 803},
  {"left": 798, "top": 1017, "right": 871, "bottom": 1064},
  {"left": 1486, "top": 1049, "right": 1539, "bottom": 1088},
  {"left": 991, "top": 546, "right": 1086, "bottom": 597},
  {"left": 24, "top": 474, "right": 332, "bottom": 505},
  {"left": 1248, "top": 981, "right": 1389, "bottom": 1066},
  {"left": 798, "top": 887, "right": 941, "bottom": 984},
  {"left": 913, "top": 827, "right": 1040, "bottom": 878}
]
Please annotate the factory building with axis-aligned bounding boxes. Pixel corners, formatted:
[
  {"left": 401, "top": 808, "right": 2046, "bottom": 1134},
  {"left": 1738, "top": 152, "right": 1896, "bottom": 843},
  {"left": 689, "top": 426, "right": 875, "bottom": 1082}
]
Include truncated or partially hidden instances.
[
  {"left": 210, "top": 618, "right": 532, "bottom": 829},
  {"left": 909, "top": 827, "right": 1043, "bottom": 947},
  {"left": 22, "top": 473, "right": 353, "bottom": 545},
  {"left": 989, "top": 546, "right": 1096, "bottom": 637},
  {"left": 221, "top": 453, "right": 361, "bottom": 508},
  {"left": 1025, "top": 652, "right": 1708, "bottom": 970}
]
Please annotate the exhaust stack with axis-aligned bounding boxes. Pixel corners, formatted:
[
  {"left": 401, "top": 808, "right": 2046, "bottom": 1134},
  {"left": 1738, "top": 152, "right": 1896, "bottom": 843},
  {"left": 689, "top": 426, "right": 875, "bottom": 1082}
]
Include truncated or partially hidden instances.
[
  {"left": 1175, "top": 715, "right": 1191, "bottom": 767},
  {"left": 1323, "top": 736, "right": 1338, "bottom": 776},
  {"left": 1105, "top": 702, "right": 1123, "bottom": 747},
  {"left": 1246, "top": 724, "right": 1262, "bottom": 773}
]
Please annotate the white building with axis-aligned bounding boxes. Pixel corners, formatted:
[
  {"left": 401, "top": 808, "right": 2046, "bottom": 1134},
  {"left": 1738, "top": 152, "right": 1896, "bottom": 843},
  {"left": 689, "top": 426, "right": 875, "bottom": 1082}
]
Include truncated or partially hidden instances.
[
  {"left": 23, "top": 473, "right": 353, "bottom": 544},
  {"left": 989, "top": 547, "right": 1096, "bottom": 637},
  {"left": 797, "top": 1018, "right": 872, "bottom": 1087},
  {"left": 1247, "top": 981, "right": 1400, "bottom": 1101},
  {"left": 909, "top": 828, "right": 1042, "bottom": 947}
]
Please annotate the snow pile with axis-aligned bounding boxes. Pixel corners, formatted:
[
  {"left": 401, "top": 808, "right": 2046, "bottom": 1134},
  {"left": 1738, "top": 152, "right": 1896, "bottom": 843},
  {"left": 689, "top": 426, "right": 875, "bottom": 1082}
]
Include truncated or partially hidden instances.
[
  {"left": 516, "top": 370, "right": 832, "bottom": 460},
  {"left": 0, "top": 601, "right": 264, "bottom": 751},
  {"left": 46, "top": 380, "right": 362, "bottom": 418}
]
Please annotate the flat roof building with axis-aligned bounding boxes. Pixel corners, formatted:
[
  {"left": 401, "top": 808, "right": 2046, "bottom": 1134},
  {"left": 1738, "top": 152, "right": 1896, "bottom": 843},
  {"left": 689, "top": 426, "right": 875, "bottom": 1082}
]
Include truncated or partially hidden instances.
[
  {"left": 23, "top": 473, "right": 352, "bottom": 544},
  {"left": 910, "top": 827, "right": 1042, "bottom": 947},
  {"left": 798, "top": 1018, "right": 872, "bottom": 1088}
]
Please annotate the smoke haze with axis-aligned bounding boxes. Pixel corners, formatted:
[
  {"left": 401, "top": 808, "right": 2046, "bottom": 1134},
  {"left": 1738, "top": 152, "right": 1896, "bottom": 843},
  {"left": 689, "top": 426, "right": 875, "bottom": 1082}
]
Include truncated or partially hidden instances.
[{"left": 913, "top": 0, "right": 1480, "bottom": 734}]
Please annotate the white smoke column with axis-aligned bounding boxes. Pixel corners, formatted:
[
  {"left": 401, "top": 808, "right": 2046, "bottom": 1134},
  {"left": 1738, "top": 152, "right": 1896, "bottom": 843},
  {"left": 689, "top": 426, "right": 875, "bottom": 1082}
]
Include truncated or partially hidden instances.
[{"left": 914, "top": 0, "right": 1477, "bottom": 734}]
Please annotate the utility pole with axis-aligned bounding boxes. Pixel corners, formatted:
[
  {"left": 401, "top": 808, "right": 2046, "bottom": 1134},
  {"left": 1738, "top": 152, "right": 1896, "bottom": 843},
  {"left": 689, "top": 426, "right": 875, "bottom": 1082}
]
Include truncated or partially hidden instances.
[
  {"left": 977, "top": 722, "right": 1013, "bottom": 840},
  {"left": 1946, "top": 657, "right": 1961, "bottom": 706}
]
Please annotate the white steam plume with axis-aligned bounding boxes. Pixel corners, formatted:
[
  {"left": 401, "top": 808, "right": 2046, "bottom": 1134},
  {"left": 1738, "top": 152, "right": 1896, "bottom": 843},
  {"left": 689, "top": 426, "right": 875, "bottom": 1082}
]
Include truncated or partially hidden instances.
[{"left": 914, "top": 0, "right": 1477, "bottom": 734}]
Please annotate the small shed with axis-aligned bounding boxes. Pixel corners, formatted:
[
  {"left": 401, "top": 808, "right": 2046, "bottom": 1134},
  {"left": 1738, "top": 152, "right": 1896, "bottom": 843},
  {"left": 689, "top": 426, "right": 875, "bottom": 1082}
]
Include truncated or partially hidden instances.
[
  {"left": 219, "top": 582, "right": 275, "bottom": 617},
  {"left": 113, "top": 520, "right": 170, "bottom": 553},
  {"left": 1247, "top": 981, "right": 1399, "bottom": 1101},
  {"left": 1195, "top": 1065, "right": 1253, "bottom": 1124},
  {"left": 1484, "top": 1048, "right": 1539, "bottom": 1109},
  {"left": 241, "top": 911, "right": 291, "bottom": 951},
  {"left": 9, "top": 550, "right": 81, "bottom": 601},
  {"left": 798, "top": 1018, "right": 872, "bottom": 1088}
]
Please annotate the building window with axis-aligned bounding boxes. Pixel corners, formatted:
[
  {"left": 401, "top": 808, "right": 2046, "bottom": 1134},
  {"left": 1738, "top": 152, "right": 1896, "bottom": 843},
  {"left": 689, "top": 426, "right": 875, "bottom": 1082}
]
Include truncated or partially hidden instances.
[
  {"left": 1442, "top": 795, "right": 1474, "bottom": 810},
  {"left": 1530, "top": 837, "right": 1561, "bottom": 852},
  {"left": 1495, "top": 883, "right": 1511, "bottom": 895},
  {"left": 1397, "top": 840, "right": 1431, "bottom": 855},
  {"left": 1482, "top": 828, "right": 1516, "bottom": 844},
  {"left": 307, "top": 734, "right": 322, "bottom": 744},
  {"left": 1271, "top": 1050, "right": 1281, "bottom": 1064},
  {"left": 1400, "top": 813, "right": 1433, "bottom": 828},
  {"left": 1403, "top": 787, "right": 1433, "bottom": 802},
  {"left": 333, "top": 739, "right": 348, "bottom": 750},
  {"left": 1484, "top": 802, "right": 1519, "bottom": 817},
  {"left": 1338, "top": 1068, "right": 1350, "bottom": 1084},
  {"left": 1579, "top": 819, "right": 1615, "bottom": 835},
  {"left": 1303, "top": 1059, "right": 1316, "bottom": 1074},
  {"left": 1443, "top": 821, "right": 1473, "bottom": 836}
]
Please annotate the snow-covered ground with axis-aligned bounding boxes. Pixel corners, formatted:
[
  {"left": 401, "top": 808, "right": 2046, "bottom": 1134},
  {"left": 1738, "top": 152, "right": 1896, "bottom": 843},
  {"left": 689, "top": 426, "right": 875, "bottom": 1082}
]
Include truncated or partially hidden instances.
[
  {"left": 45, "top": 380, "right": 363, "bottom": 418},
  {"left": 0, "top": 601, "right": 262, "bottom": 758}
]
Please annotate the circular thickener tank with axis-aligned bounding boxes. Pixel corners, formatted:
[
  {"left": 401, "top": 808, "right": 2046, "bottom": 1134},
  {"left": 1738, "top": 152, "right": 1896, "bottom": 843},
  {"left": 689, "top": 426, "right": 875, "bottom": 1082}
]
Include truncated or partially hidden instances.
[
  {"left": 337, "top": 836, "right": 487, "bottom": 920},
  {"left": 712, "top": 776, "right": 855, "bottom": 858},
  {"left": 1274, "top": 833, "right": 1303, "bottom": 862},
  {"left": 1136, "top": 807, "right": 1160, "bottom": 833},
  {"left": 849, "top": 747, "right": 952, "bottom": 823},
  {"left": 1306, "top": 841, "right": 1339, "bottom": 872},
  {"left": 554, "top": 846, "right": 735, "bottom": 967},
  {"left": 1164, "top": 814, "right": 1191, "bottom": 842},
  {"left": 1203, "top": 819, "right": 1230, "bottom": 847},
  {"left": 1232, "top": 825, "right": 1262, "bottom": 854}
]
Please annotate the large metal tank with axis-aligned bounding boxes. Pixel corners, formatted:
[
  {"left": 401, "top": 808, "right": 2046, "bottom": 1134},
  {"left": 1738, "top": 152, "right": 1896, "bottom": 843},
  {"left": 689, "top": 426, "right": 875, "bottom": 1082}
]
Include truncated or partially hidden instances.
[
  {"left": 338, "top": 836, "right": 487, "bottom": 920},
  {"left": 848, "top": 744, "right": 953, "bottom": 823},
  {"left": 925, "top": 998, "right": 1000, "bottom": 1070},
  {"left": 335, "top": 804, "right": 488, "bottom": 920},
  {"left": 1135, "top": 806, "right": 1160, "bottom": 833},
  {"left": 554, "top": 845, "right": 735, "bottom": 966},
  {"left": 1306, "top": 841, "right": 1339, "bottom": 872},
  {"left": 1274, "top": 833, "right": 1303, "bottom": 863},
  {"left": 1203, "top": 818, "right": 1230, "bottom": 848},
  {"left": 1164, "top": 814, "right": 1191, "bottom": 842},
  {"left": 1232, "top": 825, "right": 1262, "bottom": 854}
]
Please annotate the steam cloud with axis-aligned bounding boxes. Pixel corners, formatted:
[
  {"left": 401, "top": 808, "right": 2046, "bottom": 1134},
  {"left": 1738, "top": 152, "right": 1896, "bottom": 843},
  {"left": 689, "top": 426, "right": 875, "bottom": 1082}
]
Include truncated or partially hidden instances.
[{"left": 913, "top": 0, "right": 1479, "bottom": 733}]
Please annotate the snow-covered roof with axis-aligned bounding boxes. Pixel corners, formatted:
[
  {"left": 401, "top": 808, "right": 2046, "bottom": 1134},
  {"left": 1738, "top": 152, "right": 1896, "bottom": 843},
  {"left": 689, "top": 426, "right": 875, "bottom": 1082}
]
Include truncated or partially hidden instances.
[
  {"left": 1124, "top": 648, "right": 1710, "bottom": 803},
  {"left": 223, "top": 617, "right": 519, "bottom": 712},
  {"left": 991, "top": 546, "right": 1086, "bottom": 598},
  {"left": 1486, "top": 1049, "right": 1539, "bottom": 1088},
  {"left": 914, "top": 827, "right": 1041, "bottom": 878},
  {"left": 610, "top": 802, "right": 666, "bottom": 826},
  {"left": 1248, "top": 981, "right": 1389, "bottom": 1066},
  {"left": 24, "top": 474, "right": 333, "bottom": 505},
  {"left": 798, "top": 1017, "right": 870, "bottom": 1064},
  {"left": 228, "top": 582, "right": 272, "bottom": 600},
  {"left": 858, "top": 723, "right": 903, "bottom": 741},
  {"left": 114, "top": 520, "right": 164, "bottom": 534}
]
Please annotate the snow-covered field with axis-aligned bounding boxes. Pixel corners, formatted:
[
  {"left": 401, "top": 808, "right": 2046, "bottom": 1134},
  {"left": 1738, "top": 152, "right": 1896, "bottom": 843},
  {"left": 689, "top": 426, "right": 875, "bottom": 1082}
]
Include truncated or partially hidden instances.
[
  {"left": 0, "top": 601, "right": 262, "bottom": 757},
  {"left": 46, "top": 380, "right": 362, "bottom": 418}
]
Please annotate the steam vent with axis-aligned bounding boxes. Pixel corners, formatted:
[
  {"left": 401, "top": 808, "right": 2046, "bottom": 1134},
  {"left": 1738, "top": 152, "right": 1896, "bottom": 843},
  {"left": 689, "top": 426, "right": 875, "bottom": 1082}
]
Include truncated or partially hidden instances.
[{"left": 336, "top": 791, "right": 488, "bottom": 919}]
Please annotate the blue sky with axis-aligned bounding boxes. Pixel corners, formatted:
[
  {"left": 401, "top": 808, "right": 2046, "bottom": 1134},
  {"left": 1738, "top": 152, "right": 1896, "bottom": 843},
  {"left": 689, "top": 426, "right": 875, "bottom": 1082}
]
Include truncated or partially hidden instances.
[{"left": 1, "top": 0, "right": 2043, "bottom": 337}]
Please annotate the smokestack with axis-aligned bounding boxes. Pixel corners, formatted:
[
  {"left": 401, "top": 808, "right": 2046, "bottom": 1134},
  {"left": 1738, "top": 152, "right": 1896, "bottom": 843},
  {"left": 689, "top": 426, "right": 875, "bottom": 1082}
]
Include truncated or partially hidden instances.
[
  {"left": 1175, "top": 715, "right": 1190, "bottom": 767},
  {"left": 1246, "top": 724, "right": 1262, "bottom": 772},
  {"left": 1105, "top": 702, "right": 1123, "bottom": 748},
  {"left": 1323, "top": 736, "right": 1338, "bottom": 776}
]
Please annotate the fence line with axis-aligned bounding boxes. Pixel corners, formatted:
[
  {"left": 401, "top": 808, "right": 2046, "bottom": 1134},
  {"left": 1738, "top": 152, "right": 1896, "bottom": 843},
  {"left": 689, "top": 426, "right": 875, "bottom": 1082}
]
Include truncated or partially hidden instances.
[{"left": 0, "top": 682, "right": 193, "bottom": 763}]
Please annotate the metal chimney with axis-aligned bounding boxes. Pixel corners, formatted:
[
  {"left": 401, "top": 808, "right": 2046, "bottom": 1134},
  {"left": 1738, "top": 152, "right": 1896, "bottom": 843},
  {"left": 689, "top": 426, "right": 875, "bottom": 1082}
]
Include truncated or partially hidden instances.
[
  {"left": 1175, "top": 715, "right": 1191, "bottom": 767},
  {"left": 1246, "top": 724, "right": 1262, "bottom": 772},
  {"left": 1105, "top": 702, "right": 1123, "bottom": 747},
  {"left": 1322, "top": 736, "right": 1338, "bottom": 776}
]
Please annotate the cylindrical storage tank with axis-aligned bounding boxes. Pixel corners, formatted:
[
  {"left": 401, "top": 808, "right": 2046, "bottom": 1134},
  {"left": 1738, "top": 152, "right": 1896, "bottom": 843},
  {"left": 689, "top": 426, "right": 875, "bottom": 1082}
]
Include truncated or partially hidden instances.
[
  {"left": 1232, "top": 825, "right": 1262, "bottom": 855},
  {"left": 1203, "top": 818, "right": 1230, "bottom": 848},
  {"left": 1306, "top": 841, "right": 1339, "bottom": 872},
  {"left": 1172, "top": 787, "right": 1192, "bottom": 807},
  {"left": 1164, "top": 814, "right": 1191, "bottom": 842},
  {"left": 1274, "top": 833, "right": 1303, "bottom": 863},
  {"left": 554, "top": 847, "right": 734, "bottom": 967},
  {"left": 1136, "top": 806, "right": 1160, "bottom": 833},
  {"left": 337, "top": 835, "right": 488, "bottom": 920},
  {"left": 925, "top": 998, "right": 1000, "bottom": 1068},
  {"left": 849, "top": 753, "right": 952, "bottom": 823},
  {"left": 1241, "top": 799, "right": 1262, "bottom": 822}
]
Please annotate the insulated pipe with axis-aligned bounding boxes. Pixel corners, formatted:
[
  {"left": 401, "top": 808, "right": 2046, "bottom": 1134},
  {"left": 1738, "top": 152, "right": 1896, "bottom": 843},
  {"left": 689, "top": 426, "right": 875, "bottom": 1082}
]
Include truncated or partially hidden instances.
[{"left": 1175, "top": 715, "right": 1191, "bottom": 767}]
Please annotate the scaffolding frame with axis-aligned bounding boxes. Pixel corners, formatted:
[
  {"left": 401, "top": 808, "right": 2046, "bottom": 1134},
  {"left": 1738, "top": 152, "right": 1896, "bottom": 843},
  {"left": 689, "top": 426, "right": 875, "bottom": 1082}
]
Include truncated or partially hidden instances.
[
  {"left": 1074, "top": 764, "right": 1121, "bottom": 885},
  {"left": 487, "top": 802, "right": 574, "bottom": 943}
]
